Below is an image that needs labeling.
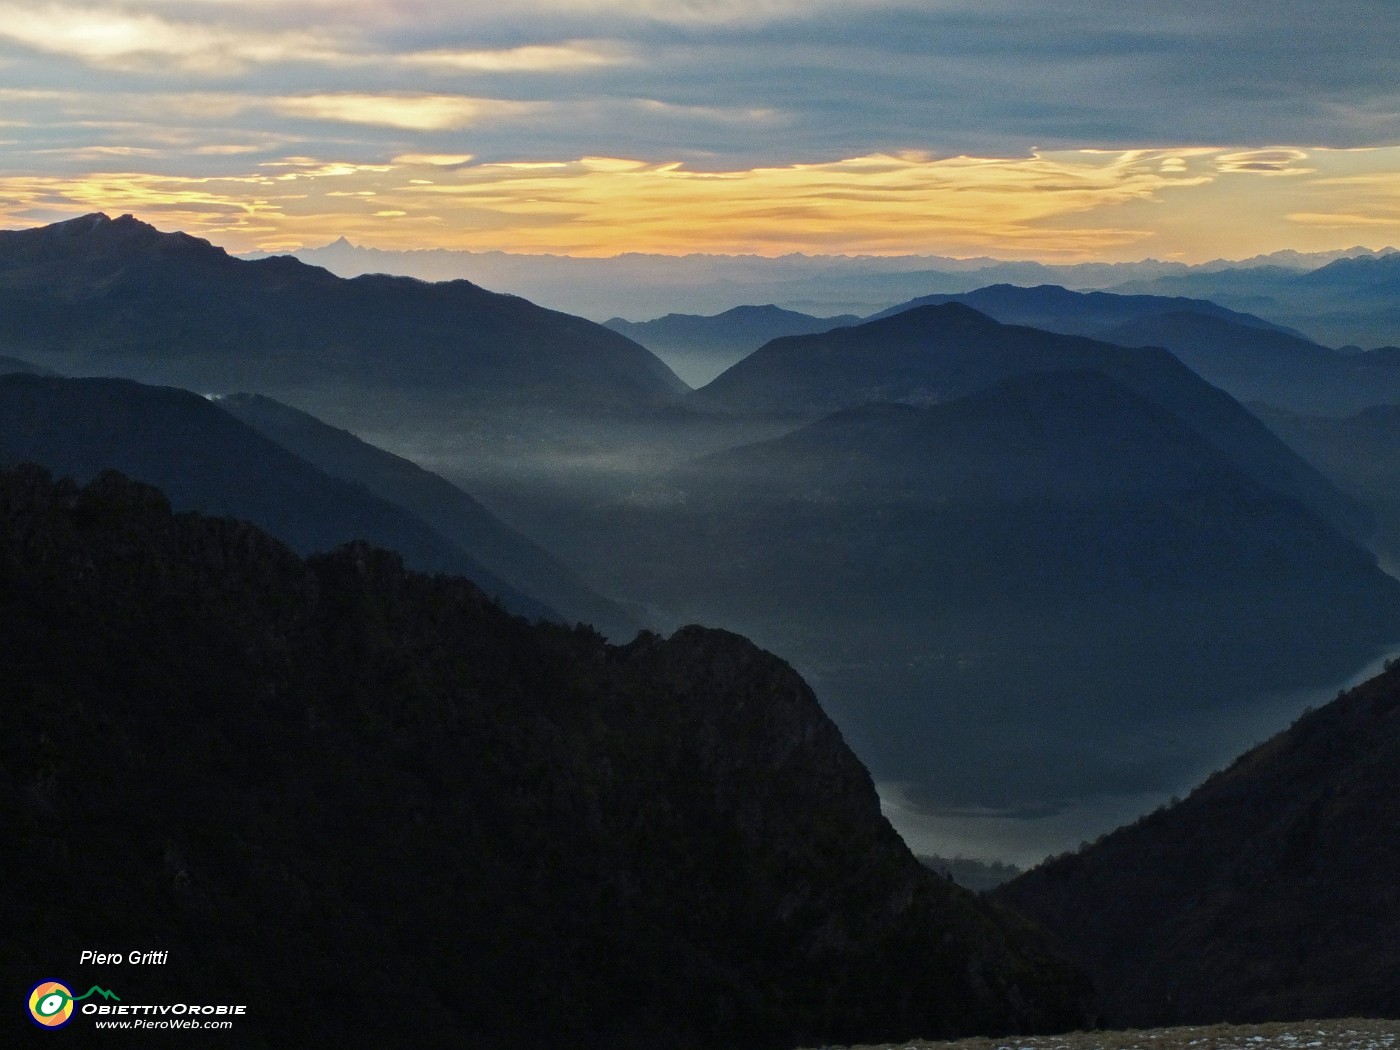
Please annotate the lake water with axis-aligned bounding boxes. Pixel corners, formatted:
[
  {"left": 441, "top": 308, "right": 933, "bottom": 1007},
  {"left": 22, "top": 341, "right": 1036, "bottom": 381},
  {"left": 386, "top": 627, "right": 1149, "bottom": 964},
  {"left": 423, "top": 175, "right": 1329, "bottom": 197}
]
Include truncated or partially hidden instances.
[{"left": 880, "top": 643, "right": 1400, "bottom": 868}]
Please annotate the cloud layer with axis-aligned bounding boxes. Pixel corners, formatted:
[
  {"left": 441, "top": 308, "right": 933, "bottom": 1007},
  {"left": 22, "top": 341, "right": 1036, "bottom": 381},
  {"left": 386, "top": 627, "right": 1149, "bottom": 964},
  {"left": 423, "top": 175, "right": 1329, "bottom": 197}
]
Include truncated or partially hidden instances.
[{"left": 2, "top": 1, "right": 1400, "bottom": 256}]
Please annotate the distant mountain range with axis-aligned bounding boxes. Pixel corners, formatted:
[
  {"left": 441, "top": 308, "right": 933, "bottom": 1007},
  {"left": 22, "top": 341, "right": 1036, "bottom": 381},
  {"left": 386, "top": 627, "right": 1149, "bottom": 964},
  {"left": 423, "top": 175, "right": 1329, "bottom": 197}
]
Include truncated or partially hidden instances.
[
  {"left": 997, "top": 658, "right": 1400, "bottom": 1028},
  {"left": 690, "top": 302, "right": 1372, "bottom": 543},
  {"left": 1297, "top": 252, "right": 1400, "bottom": 294},
  {"left": 1111, "top": 254, "right": 1400, "bottom": 348},
  {"left": 599, "top": 283, "right": 1400, "bottom": 417},
  {"left": 0, "top": 373, "right": 637, "bottom": 634},
  {"left": 867, "top": 283, "right": 1300, "bottom": 335},
  {"left": 0, "top": 213, "right": 685, "bottom": 410},
  {"left": 861, "top": 284, "right": 1400, "bottom": 416},
  {"left": 272, "top": 235, "right": 1396, "bottom": 322},
  {"left": 0, "top": 465, "right": 1086, "bottom": 1048}
]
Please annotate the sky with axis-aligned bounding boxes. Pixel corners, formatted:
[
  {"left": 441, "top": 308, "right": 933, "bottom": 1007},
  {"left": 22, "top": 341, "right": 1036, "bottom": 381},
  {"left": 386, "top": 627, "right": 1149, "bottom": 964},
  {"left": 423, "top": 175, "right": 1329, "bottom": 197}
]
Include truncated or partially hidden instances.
[{"left": 3, "top": 0, "right": 1400, "bottom": 260}]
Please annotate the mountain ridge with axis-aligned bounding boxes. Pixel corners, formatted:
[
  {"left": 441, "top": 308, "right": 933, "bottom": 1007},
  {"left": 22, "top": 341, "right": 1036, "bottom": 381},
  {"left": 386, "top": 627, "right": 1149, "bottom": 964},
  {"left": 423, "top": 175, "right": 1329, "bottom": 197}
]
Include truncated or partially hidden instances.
[
  {"left": 868, "top": 285, "right": 1400, "bottom": 416},
  {"left": 867, "top": 283, "right": 1301, "bottom": 337},
  {"left": 216, "top": 391, "right": 640, "bottom": 639},
  {"left": 0, "top": 373, "right": 557, "bottom": 621},
  {"left": 1100, "top": 310, "right": 1400, "bottom": 415},
  {"left": 690, "top": 302, "right": 1374, "bottom": 545},
  {"left": 267, "top": 236, "right": 1397, "bottom": 320},
  {"left": 0, "top": 213, "right": 687, "bottom": 408}
]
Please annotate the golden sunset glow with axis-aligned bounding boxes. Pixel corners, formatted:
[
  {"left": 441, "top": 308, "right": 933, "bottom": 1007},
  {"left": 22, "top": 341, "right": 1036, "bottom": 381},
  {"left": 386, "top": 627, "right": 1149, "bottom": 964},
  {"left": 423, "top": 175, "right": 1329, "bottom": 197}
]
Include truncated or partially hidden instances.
[
  {"left": 0, "top": 4, "right": 345, "bottom": 73},
  {"left": 5, "top": 147, "right": 1400, "bottom": 261},
  {"left": 2, "top": 1, "right": 1400, "bottom": 263},
  {"left": 401, "top": 43, "right": 626, "bottom": 73},
  {"left": 267, "top": 93, "right": 537, "bottom": 132}
]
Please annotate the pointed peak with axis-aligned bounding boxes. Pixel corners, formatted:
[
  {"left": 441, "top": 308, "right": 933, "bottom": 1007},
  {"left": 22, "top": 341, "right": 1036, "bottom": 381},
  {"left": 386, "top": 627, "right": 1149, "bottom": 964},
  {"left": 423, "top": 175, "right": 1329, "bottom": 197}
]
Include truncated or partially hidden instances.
[
  {"left": 54, "top": 212, "right": 155, "bottom": 234},
  {"left": 49, "top": 212, "right": 113, "bottom": 231}
]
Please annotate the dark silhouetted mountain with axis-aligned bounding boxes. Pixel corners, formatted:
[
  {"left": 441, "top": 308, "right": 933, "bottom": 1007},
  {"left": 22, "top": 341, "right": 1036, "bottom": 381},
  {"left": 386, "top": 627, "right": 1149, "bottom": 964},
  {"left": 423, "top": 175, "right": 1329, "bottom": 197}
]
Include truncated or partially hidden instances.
[
  {"left": 867, "top": 284, "right": 1298, "bottom": 338},
  {"left": 996, "top": 658, "right": 1400, "bottom": 1028},
  {"left": 691, "top": 303, "right": 1373, "bottom": 545},
  {"left": 0, "top": 373, "right": 552, "bottom": 620},
  {"left": 1255, "top": 401, "right": 1400, "bottom": 567},
  {"left": 0, "top": 352, "right": 55, "bottom": 376},
  {"left": 0, "top": 213, "right": 686, "bottom": 407},
  {"left": 569, "top": 369, "right": 1400, "bottom": 810},
  {"left": 1101, "top": 311, "right": 1400, "bottom": 416},
  {"left": 216, "top": 391, "right": 638, "bottom": 639},
  {"left": 0, "top": 465, "right": 1086, "bottom": 1049},
  {"left": 604, "top": 304, "right": 860, "bottom": 386}
]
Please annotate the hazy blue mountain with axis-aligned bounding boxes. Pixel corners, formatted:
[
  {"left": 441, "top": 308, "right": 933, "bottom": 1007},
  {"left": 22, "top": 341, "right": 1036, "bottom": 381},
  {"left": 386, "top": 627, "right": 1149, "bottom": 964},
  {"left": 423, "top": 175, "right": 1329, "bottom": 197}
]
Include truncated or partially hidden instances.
[
  {"left": 691, "top": 303, "right": 1373, "bottom": 544},
  {"left": 868, "top": 283, "right": 1299, "bottom": 338},
  {"left": 884, "top": 284, "right": 1400, "bottom": 415},
  {"left": 0, "top": 353, "right": 55, "bottom": 376},
  {"left": 1106, "top": 264, "right": 1311, "bottom": 318},
  {"left": 604, "top": 304, "right": 861, "bottom": 386},
  {"left": 277, "top": 236, "right": 1387, "bottom": 321},
  {"left": 1101, "top": 311, "right": 1400, "bottom": 416},
  {"left": 1365, "top": 345, "right": 1400, "bottom": 364},
  {"left": 216, "top": 392, "right": 639, "bottom": 640},
  {"left": 865, "top": 285, "right": 1400, "bottom": 415},
  {"left": 1294, "top": 252, "right": 1400, "bottom": 295},
  {"left": 1199, "top": 245, "right": 1399, "bottom": 269},
  {"left": 997, "top": 659, "right": 1400, "bottom": 1028},
  {"left": 1108, "top": 257, "right": 1400, "bottom": 348},
  {"left": 1255, "top": 402, "right": 1400, "bottom": 568},
  {"left": 274, "top": 238, "right": 1201, "bottom": 319},
  {"left": 0, "top": 373, "right": 554, "bottom": 620},
  {"left": 568, "top": 369, "right": 1400, "bottom": 812},
  {"left": 1, "top": 465, "right": 1087, "bottom": 1049},
  {"left": 0, "top": 213, "right": 686, "bottom": 408}
]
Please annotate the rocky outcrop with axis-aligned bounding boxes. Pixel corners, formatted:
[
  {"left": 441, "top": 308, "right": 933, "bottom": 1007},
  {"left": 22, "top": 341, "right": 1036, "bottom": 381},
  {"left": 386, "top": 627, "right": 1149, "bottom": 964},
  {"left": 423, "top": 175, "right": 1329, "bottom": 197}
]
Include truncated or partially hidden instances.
[{"left": 1, "top": 466, "right": 1084, "bottom": 1049}]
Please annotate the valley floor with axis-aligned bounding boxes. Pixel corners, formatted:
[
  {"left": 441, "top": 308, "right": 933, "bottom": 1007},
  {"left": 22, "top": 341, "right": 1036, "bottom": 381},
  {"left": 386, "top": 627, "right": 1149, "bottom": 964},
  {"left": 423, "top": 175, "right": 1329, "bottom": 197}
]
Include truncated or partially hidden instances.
[{"left": 812, "top": 1018, "right": 1400, "bottom": 1050}]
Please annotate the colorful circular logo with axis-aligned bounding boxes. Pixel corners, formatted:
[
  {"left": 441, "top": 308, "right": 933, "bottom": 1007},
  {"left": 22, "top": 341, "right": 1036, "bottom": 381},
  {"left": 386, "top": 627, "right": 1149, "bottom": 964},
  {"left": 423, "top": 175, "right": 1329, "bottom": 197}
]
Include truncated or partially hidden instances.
[{"left": 28, "top": 981, "right": 75, "bottom": 1028}]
